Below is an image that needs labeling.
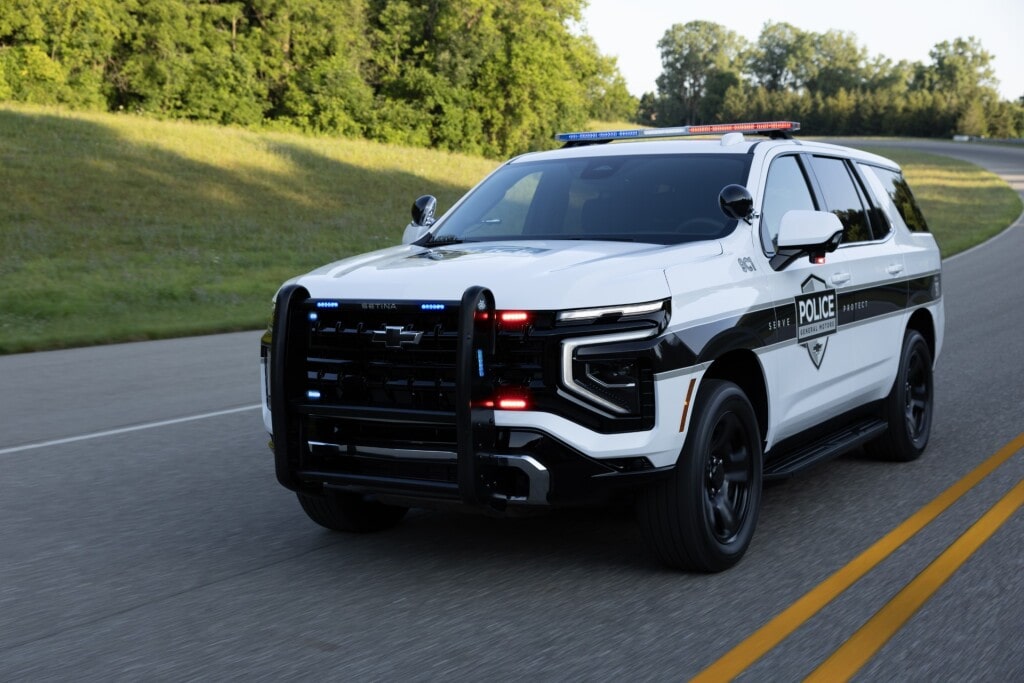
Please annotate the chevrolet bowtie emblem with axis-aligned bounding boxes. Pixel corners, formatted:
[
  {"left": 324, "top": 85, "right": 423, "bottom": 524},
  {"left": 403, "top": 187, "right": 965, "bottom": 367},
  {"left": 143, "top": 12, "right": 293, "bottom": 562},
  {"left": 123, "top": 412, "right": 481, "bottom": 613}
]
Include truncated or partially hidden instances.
[{"left": 372, "top": 325, "right": 423, "bottom": 349}]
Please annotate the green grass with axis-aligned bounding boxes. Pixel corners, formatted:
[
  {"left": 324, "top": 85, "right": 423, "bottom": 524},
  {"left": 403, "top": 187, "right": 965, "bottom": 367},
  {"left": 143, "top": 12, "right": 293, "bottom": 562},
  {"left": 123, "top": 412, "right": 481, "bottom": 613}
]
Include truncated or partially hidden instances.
[
  {"left": 0, "top": 104, "right": 497, "bottom": 353},
  {"left": 866, "top": 148, "right": 1022, "bottom": 257},
  {"left": 0, "top": 105, "right": 1020, "bottom": 353}
]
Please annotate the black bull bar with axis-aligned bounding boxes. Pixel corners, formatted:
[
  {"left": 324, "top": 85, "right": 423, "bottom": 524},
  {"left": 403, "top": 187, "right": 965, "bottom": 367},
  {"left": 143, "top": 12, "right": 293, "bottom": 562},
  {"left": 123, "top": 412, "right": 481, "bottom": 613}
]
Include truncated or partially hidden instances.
[{"left": 269, "top": 283, "right": 548, "bottom": 508}]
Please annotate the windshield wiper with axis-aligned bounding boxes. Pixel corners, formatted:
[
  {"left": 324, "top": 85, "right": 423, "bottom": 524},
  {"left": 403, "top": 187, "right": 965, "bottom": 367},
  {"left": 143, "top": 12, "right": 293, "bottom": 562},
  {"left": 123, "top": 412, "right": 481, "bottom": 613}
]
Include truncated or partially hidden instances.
[
  {"left": 422, "top": 234, "right": 465, "bottom": 246},
  {"left": 566, "top": 236, "right": 637, "bottom": 242}
]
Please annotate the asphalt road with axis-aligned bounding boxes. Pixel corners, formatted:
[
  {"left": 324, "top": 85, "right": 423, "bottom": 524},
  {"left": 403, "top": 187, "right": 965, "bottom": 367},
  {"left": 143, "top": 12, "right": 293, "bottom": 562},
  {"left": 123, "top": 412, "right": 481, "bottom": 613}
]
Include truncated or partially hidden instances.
[{"left": 1, "top": 141, "right": 1021, "bottom": 680}]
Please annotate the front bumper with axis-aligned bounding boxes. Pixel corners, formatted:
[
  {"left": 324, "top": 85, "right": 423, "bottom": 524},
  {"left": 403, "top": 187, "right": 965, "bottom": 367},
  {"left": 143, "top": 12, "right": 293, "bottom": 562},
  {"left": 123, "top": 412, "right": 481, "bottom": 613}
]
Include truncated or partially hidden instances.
[{"left": 266, "top": 284, "right": 670, "bottom": 512}]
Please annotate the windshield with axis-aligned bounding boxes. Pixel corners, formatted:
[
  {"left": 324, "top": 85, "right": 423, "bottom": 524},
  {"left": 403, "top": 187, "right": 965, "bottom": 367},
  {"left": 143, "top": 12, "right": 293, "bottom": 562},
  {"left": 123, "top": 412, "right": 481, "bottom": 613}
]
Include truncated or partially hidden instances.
[{"left": 428, "top": 153, "right": 752, "bottom": 245}]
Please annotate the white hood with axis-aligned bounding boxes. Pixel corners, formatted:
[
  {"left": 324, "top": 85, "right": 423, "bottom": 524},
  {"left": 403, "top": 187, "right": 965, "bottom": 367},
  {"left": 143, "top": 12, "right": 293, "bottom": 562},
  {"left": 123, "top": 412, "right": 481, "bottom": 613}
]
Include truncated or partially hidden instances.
[{"left": 293, "top": 240, "right": 722, "bottom": 309}]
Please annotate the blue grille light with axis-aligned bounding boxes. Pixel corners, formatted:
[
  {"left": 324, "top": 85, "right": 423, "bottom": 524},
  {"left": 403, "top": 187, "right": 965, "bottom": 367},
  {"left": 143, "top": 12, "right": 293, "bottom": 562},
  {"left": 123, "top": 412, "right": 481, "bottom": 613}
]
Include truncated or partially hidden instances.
[
  {"left": 307, "top": 390, "right": 321, "bottom": 400},
  {"left": 421, "top": 303, "right": 446, "bottom": 311},
  {"left": 316, "top": 301, "right": 340, "bottom": 309},
  {"left": 477, "top": 349, "right": 485, "bottom": 378},
  {"left": 308, "top": 312, "right": 318, "bottom": 321}
]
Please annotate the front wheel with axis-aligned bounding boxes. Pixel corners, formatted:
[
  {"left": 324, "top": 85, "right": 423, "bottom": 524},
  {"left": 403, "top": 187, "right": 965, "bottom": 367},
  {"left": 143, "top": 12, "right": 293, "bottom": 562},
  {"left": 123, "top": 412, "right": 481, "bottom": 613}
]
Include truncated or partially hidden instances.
[
  {"left": 638, "top": 380, "right": 763, "bottom": 572},
  {"left": 297, "top": 490, "right": 407, "bottom": 533},
  {"left": 866, "top": 329, "right": 934, "bottom": 462}
]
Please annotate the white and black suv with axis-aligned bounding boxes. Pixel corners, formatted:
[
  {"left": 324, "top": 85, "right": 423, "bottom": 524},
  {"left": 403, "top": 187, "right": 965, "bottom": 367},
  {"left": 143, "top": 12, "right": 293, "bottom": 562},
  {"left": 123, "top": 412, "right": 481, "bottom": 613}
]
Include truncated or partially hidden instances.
[{"left": 261, "top": 121, "right": 943, "bottom": 571}]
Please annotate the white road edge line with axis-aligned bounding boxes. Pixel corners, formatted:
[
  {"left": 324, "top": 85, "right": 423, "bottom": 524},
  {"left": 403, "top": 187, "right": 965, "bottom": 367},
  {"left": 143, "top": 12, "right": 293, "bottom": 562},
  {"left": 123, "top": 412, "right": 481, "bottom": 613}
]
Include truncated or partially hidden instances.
[{"left": 0, "top": 404, "right": 261, "bottom": 456}]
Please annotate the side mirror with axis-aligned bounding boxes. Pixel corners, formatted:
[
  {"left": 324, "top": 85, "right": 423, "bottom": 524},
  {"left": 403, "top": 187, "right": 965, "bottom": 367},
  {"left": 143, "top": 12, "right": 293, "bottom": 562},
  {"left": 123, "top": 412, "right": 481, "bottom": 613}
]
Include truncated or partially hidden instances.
[
  {"left": 411, "top": 195, "right": 436, "bottom": 228},
  {"left": 719, "top": 184, "right": 754, "bottom": 223},
  {"left": 402, "top": 195, "right": 437, "bottom": 244},
  {"left": 772, "top": 210, "right": 844, "bottom": 270}
]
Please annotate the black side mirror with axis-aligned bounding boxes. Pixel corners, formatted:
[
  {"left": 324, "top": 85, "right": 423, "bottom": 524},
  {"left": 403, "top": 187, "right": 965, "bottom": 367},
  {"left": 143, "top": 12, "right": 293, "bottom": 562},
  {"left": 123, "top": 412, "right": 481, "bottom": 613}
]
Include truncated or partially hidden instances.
[
  {"left": 411, "top": 195, "right": 437, "bottom": 227},
  {"left": 718, "top": 184, "right": 754, "bottom": 224}
]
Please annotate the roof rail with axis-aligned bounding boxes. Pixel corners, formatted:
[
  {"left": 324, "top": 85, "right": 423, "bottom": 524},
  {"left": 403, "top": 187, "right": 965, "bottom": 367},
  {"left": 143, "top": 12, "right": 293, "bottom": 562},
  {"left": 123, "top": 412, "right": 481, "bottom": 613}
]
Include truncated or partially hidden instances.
[{"left": 555, "top": 121, "right": 800, "bottom": 147}]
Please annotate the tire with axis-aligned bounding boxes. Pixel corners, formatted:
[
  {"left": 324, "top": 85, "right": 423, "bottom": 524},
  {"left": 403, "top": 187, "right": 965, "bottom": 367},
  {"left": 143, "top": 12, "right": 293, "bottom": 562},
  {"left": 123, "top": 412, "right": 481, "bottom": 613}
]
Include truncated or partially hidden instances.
[
  {"left": 866, "top": 329, "right": 934, "bottom": 462},
  {"left": 638, "top": 380, "right": 763, "bottom": 572},
  {"left": 297, "top": 490, "right": 407, "bottom": 533}
]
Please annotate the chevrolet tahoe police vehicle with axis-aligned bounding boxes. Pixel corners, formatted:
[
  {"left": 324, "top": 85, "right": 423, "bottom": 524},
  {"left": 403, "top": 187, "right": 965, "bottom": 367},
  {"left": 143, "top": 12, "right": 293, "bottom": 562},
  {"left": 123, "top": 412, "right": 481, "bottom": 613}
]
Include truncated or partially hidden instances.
[{"left": 261, "top": 121, "right": 943, "bottom": 572}]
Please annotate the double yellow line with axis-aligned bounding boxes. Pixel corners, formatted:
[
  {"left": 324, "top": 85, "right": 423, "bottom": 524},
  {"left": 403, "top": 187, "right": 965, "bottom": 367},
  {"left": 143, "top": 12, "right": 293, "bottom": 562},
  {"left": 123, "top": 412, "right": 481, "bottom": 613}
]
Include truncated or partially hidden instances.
[{"left": 693, "top": 432, "right": 1024, "bottom": 682}]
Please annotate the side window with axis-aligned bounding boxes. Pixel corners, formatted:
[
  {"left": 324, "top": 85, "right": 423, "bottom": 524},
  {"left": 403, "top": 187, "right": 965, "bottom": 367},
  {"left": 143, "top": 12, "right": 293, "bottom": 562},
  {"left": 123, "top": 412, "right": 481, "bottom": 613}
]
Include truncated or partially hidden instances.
[
  {"left": 761, "top": 155, "right": 816, "bottom": 254},
  {"left": 854, "top": 167, "right": 893, "bottom": 240},
  {"left": 861, "top": 164, "right": 930, "bottom": 233},
  {"left": 808, "top": 156, "right": 872, "bottom": 243}
]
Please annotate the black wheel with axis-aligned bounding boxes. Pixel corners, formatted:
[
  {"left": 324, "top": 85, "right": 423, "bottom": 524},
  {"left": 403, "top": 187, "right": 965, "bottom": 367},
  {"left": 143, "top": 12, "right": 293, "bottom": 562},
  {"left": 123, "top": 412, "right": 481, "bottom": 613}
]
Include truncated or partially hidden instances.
[
  {"left": 866, "top": 329, "right": 934, "bottom": 462},
  {"left": 638, "top": 380, "right": 763, "bottom": 572},
  {"left": 297, "top": 490, "right": 407, "bottom": 533}
]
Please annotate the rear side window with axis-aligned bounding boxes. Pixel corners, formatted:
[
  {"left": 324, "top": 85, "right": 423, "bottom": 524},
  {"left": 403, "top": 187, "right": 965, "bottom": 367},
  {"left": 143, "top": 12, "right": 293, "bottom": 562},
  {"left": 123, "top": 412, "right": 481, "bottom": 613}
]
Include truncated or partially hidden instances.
[
  {"left": 807, "top": 156, "right": 873, "bottom": 243},
  {"left": 862, "top": 165, "right": 930, "bottom": 233}
]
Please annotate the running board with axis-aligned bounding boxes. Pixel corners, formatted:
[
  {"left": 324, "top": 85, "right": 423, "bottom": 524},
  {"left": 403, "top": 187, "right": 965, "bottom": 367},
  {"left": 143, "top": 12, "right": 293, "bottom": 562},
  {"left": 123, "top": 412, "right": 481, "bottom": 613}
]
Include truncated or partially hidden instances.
[{"left": 763, "top": 418, "right": 887, "bottom": 481}]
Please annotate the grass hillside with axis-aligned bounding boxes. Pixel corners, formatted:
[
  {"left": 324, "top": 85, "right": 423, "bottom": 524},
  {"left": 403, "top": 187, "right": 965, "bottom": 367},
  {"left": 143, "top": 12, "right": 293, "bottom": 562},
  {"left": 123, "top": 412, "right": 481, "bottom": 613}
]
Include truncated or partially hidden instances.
[
  {"left": 0, "top": 105, "right": 1020, "bottom": 353},
  {"left": 0, "top": 104, "right": 497, "bottom": 353}
]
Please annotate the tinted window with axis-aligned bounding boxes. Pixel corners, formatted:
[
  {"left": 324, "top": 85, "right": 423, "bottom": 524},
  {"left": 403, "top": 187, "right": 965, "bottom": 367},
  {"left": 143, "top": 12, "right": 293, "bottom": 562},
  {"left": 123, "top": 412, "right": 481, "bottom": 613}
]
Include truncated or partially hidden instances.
[
  {"left": 862, "top": 165, "right": 930, "bottom": 233},
  {"left": 431, "top": 154, "right": 753, "bottom": 245},
  {"left": 809, "top": 156, "right": 872, "bottom": 243},
  {"left": 761, "top": 155, "right": 816, "bottom": 254}
]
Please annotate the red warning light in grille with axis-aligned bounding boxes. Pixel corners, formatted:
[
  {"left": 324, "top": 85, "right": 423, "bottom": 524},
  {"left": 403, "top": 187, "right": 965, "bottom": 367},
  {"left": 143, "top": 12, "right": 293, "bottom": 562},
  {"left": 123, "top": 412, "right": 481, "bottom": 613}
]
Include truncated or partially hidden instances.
[
  {"left": 499, "top": 311, "right": 530, "bottom": 324},
  {"left": 479, "top": 390, "right": 532, "bottom": 410}
]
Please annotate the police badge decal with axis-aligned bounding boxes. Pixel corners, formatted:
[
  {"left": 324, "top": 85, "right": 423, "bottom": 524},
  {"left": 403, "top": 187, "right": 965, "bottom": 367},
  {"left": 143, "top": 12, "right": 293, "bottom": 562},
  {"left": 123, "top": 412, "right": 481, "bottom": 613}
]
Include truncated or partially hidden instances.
[{"left": 795, "top": 275, "right": 838, "bottom": 369}]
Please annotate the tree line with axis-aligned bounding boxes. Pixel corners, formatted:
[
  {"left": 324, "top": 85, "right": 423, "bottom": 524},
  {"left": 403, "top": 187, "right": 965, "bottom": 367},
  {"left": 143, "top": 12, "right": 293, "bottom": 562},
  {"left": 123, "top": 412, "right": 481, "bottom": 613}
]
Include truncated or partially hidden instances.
[
  {"left": 643, "top": 20, "right": 1024, "bottom": 138},
  {"left": 0, "top": 0, "right": 635, "bottom": 157},
  {"left": 2, "top": 4, "right": 1022, "bottom": 154}
]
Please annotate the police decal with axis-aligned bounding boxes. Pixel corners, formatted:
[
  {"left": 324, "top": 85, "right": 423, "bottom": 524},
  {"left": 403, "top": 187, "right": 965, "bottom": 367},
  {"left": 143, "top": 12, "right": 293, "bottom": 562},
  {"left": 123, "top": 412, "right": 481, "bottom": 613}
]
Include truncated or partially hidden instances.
[{"left": 795, "top": 275, "right": 838, "bottom": 369}]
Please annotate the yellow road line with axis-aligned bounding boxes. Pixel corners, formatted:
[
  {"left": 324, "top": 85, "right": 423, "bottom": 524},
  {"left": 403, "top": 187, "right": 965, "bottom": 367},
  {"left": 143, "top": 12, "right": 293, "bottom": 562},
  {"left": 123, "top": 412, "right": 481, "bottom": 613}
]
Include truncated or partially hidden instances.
[
  {"left": 806, "top": 477, "right": 1024, "bottom": 681},
  {"left": 691, "top": 432, "right": 1024, "bottom": 683}
]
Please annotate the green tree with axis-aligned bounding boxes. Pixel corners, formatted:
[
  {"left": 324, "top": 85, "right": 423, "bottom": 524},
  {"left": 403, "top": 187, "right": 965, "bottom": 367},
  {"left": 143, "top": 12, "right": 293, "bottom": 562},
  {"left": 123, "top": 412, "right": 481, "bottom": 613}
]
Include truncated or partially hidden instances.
[
  {"left": 653, "top": 20, "right": 746, "bottom": 125},
  {"left": 113, "top": 0, "right": 205, "bottom": 114},
  {"left": 909, "top": 37, "right": 1000, "bottom": 136},
  {"left": 250, "top": 0, "right": 372, "bottom": 135},
  {"left": 921, "top": 37, "right": 998, "bottom": 96},
  {"left": 0, "top": 0, "right": 135, "bottom": 106},
  {"left": 575, "top": 40, "right": 637, "bottom": 123},
  {"left": 806, "top": 30, "right": 867, "bottom": 96},
  {"left": 364, "top": 0, "right": 608, "bottom": 156},
  {"left": 746, "top": 21, "right": 812, "bottom": 92}
]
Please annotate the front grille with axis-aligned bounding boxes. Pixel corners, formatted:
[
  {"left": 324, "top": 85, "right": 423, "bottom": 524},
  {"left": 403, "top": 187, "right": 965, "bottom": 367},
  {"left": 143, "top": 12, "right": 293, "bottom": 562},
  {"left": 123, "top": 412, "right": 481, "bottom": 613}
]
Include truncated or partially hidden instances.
[{"left": 304, "top": 301, "right": 462, "bottom": 412}]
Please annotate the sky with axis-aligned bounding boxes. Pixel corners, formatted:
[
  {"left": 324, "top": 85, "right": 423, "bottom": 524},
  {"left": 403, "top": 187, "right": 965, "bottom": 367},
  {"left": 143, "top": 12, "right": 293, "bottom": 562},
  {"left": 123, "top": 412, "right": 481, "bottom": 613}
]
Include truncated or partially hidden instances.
[{"left": 581, "top": 0, "right": 1023, "bottom": 102}]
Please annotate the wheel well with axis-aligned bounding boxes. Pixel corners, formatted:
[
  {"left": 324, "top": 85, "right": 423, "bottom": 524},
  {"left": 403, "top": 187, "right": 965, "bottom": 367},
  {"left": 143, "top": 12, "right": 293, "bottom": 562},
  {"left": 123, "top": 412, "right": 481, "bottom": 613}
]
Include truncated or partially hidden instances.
[
  {"left": 704, "top": 350, "right": 768, "bottom": 442},
  {"left": 907, "top": 308, "right": 936, "bottom": 359}
]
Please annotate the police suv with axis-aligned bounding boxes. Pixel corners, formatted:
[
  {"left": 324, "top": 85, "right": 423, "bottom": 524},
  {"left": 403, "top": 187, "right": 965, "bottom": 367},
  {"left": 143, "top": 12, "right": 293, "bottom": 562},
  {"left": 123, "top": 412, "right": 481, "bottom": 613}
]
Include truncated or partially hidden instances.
[{"left": 261, "top": 121, "right": 943, "bottom": 571}]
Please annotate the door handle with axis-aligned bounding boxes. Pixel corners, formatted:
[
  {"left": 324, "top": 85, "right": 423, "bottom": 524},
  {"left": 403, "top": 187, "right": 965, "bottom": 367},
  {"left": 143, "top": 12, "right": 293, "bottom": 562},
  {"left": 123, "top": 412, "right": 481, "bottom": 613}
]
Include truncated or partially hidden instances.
[
  {"left": 830, "top": 272, "right": 851, "bottom": 286},
  {"left": 887, "top": 263, "right": 905, "bottom": 276}
]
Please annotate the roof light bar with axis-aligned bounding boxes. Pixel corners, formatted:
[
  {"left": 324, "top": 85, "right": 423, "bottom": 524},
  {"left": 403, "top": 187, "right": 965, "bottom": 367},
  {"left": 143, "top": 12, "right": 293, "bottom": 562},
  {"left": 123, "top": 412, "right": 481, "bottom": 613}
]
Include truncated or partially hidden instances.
[{"left": 555, "top": 121, "right": 799, "bottom": 143}]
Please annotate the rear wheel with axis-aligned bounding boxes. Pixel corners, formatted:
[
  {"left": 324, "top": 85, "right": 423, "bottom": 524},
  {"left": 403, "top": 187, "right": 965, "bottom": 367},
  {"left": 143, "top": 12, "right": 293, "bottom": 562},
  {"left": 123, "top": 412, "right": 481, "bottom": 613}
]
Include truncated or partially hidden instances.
[
  {"left": 297, "top": 490, "right": 408, "bottom": 533},
  {"left": 866, "top": 328, "right": 934, "bottom": 462},
  {"left": 638, "top": 380, "right": 763, "bottom": 572}
]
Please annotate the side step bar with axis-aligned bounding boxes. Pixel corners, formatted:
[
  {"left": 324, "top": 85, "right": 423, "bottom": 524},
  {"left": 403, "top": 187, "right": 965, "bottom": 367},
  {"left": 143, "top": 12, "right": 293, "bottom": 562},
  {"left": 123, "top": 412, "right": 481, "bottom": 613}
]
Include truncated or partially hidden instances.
[{"left": 763, "top": 418, "right": 887, "bottom": 481}]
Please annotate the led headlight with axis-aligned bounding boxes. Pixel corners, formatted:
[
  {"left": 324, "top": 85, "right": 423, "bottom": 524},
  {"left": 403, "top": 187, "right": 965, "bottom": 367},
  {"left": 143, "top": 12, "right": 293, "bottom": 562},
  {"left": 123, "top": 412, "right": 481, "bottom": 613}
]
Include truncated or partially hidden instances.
[
  {"left": 576, "top": 358, "right": 641, "bottom": 414},
  {"left": 561, "top": 328, "right": 656, "bottom": 415}
]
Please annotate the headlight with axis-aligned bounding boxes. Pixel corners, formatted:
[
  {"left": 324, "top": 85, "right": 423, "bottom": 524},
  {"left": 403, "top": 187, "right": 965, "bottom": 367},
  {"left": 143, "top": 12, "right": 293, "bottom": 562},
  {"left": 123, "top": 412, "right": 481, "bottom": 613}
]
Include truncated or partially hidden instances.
[
  {"left": 561, "top": 328, "right": 656, "bottom": 415},
  {"left": 575, "top": 358, "right": 641, "bottom": 414}
]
